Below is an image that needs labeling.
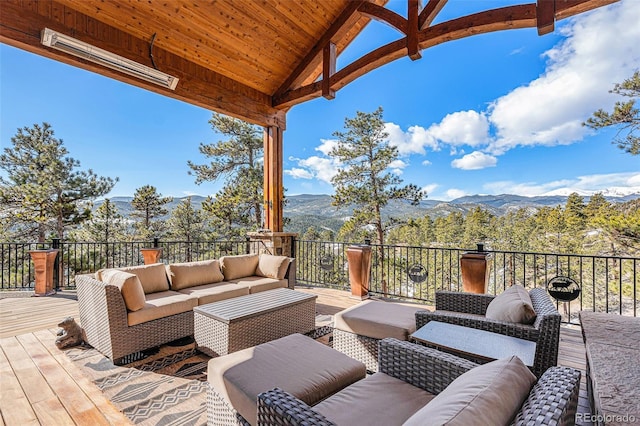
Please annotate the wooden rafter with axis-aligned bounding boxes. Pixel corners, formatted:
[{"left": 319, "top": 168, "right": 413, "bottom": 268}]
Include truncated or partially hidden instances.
[
  {"left": 537, "top": 0, "right": 556, "bottom": 35},
  {"left": 273, "top": 0, "right": 616, "bottom": 108},
  {"left": 419, "top": 0, "right": 449, "bottom": 30}
]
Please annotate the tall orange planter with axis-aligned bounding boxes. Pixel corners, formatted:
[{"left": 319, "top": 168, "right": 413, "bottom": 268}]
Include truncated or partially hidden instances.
[
  {"left": 140, "top": 248, "right": 163, "bottom": 264},
  {"left": 460, "top": 244, "right": 491, "bottom": 294},
  {"left": 346, "top": 245, "right": 372, "bottom": 300},
  {"left": 29, "top": 249, "right": 59, "bottom": 296}
]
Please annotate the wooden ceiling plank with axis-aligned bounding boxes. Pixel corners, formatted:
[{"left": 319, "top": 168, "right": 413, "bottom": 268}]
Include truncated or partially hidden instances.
[
  {"left": 419, "top": 0, "right": 448, "bottom": 29},
  {"left": 537, "top": 0, "right": 555, "bottom": 35},
  {"left": 0, "top": 0, "right": 284, "bottom": 128},
  {"left": 322, "top": 42, "right": 337, "bottom": 99}
]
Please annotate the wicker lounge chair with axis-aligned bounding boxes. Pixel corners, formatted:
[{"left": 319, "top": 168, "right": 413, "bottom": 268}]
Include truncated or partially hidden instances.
[
  {"left": 415, "top": 288, "right": 561, "bottom": 377},
  {"left": 257, "top": 338, "right": 581, "bottom": 426}
]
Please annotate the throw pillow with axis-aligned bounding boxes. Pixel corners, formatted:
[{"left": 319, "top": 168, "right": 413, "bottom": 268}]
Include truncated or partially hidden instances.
[
  {"left": 117, "top": 263, "right": 170, "bottom": 294},
  {"left": 220, "top": 254, "right": 259, "bottom": 280},
  {"left": 255, "top": 254, "right": 290, "bottom": 279},
  {"left": 403, "top": 356, "right": 536, "bottom": 426},
  {"left": 485, "top": 284, "right": 537, "bottom": 324},
  {"left": 166, "top": 259, "right": 224, "bottom": 290},
  {"left": 100, "top": 269, "right": 146, "bottom": 311}
]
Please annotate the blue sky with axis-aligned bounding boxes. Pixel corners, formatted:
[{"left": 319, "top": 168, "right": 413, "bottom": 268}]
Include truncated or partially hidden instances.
[{"left": 1, "top": 0, "right": 639, "bottom": 201}]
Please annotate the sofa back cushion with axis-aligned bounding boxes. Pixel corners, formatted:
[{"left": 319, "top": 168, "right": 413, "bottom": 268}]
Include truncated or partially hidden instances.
[
  {"left": 485, "top": 284, "right": 537, "bottom": 324},
  {"left": 117, "top": 263, "right": 169, "bottom": 294},
  {"left": 100, "top": 269, "right": 146, "bottom": 311},
  {"left": 166, "top": 259, "right": 224, "bottom": 290},
  {"left": 403, "top": 356, "right": 536, "bottom": 426},
  {"left": 255, "top": 254, "right": 291, "bottom": 280},
  {"left": 220, "top": 254, "right": 259, "bottom": 281}
]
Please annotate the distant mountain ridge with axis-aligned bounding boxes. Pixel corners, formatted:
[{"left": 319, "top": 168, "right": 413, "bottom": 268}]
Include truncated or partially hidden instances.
[{"left": 95, "top": 192, "right": 639, "bottom": 234}]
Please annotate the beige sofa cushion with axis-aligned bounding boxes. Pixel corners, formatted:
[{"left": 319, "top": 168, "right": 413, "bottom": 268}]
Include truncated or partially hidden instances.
[
  {"left": 100, "top": 269, "right": 146, "bottom": 312},
  {"left": 208, "top": 333, "right": 366, "bottom": 426},
  {"left": 116, "top": 263, "right": 169, "bottom": 295},
  {"left": 127, "top": 290, "right": 198, "bottom": 326},
  {"left": 255, "top": 254, "right": 290, "bottom": 279},
  {"left": 485, "top": 285, "right": 537, "bottom": 324},
  {"left": 333, "top": 300, "right": 429, "bottom": 341},
  {"left": 177, "top": 282, "right": 249, "bottom": 305},
  {"left": 315, "top": 372, "right": 435, "bottom": 425},
  {"left": 404, "top": 356, "right": 536, "bottom": 426},
  {"left": 166, "top": 259, "right": 224, "bottom": 290},
  {"left": 220, "top": 254, "right": 259, "bottom": 280},
  {"left": 229, "top": 276, "right": 287, "bottom": 293}
]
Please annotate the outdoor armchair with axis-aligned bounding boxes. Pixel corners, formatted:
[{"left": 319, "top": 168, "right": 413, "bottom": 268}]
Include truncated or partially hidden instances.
[
  {"left": 415, "top": 287, "right": 561, "bottom": 377},
  {"left": 256, "top": 338, "right": 581, "bottom": 426}
]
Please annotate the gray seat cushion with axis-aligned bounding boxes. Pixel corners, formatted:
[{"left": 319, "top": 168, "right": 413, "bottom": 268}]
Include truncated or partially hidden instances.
[
  {"left": 334, "top": 300, "right": 428, "bottom": 340},
  {"left": 208, "top": 333, "right": 366, "bottom": 425},
  {"left": 314, "top": 372, "right": 435, "bottom": 426}
]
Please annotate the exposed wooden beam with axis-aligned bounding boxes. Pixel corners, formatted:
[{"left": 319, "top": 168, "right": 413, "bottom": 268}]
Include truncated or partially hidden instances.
[
  {"left": 419, "top": 0, "right": 448, "bottom": 30},
  {"left": 274, "top": 0, "right": 617, "bottom": 108},
  {"left": 0, "top": 0, "right": 285, "bottom": 128},
  {"left": 322, "top": 42, "right": 337, "bottom": 100},
  {"left": 537, "top": 0, "right": 556, "bottom": 35},
  {"left": 263, "top": 126, "right": 284, "bottom": 233},
  {"left": 407, "top": 0, "right": 422, "bottom": 60},
  {"left": 273, "top": 0, "right": 365, "bottom": 100},
  {"left": 357, "top": 2, "right": 407, "bottom": 34}
]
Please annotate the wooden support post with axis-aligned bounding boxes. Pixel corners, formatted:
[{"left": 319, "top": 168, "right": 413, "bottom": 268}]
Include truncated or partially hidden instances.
[
  {"left": 407, "top": 0, "right": 422, "bottom": 60},
  {"left": 322, "top": 42, "right": 336, "bottom": 99},
  {"left": 263, "top": 126, "right": 284, "bottom": 232},
  {"left": 537, "top": 0, "right": 555, "bottom": 35}
]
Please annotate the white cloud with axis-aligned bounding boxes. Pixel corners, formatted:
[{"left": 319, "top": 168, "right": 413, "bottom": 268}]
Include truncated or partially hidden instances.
[
  {"left": 385, "top": 122, "right": 439, "bottom": 155},
  {"left": 487, "top": 0, "right": 640, "bottom": 154},
  {"left": 315, "top": 139, "right": 340, "bottom": 156},
  {"left": 451, "top": 151, "right": 497, "bottom": 170},
  {"left": 421, "top": 183, "right": 438, "bottom": 195},
  {"left": 388, "top": 159, "right": 407, "bottom": 169},
  {"left": 428, "top": 110, "right": 490, "bottom": 146},
  {"left": 483, "top": 172, "right": 640, "bottom": 196},
  {"left": 444, "top": 188, "right": 467, "bottom": 201},
  {"left": 285, "top": 168, "right": 314, "bottom": 179},
  {"left": 421, "top": 160, "right": 432, "bottom": 166}
]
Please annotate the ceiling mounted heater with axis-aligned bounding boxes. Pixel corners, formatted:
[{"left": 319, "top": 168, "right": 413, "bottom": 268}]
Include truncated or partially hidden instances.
[{"left": 41, "top": 28, "right": 179, "bottom": 90}]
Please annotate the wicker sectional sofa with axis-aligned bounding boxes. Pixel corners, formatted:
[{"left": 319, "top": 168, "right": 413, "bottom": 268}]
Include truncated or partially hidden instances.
[{"left": 76, "top": 253, "right": 295, "bottom": 364}]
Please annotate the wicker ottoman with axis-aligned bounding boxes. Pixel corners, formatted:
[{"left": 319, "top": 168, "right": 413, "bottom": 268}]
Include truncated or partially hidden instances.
[
  {"left": 333, "top": 300, "right": 429, "bottom": 372},
  {"left": 207, "top": 333, "right": 366, "bottom": 426},
  {"left": 194, "top": 288, "right": 316, "bottom": 357}
]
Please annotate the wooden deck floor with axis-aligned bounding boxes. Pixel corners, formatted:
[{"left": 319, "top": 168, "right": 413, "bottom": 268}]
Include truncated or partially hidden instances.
[{"left": 0, "top": 287, "right": 590, "bottom": 425}]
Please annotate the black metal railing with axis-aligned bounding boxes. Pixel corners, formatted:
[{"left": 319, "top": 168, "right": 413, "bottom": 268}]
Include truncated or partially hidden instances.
[
  {"left": 295, "top": 240, "right": 639, "bottom": 323},
  {"left": 2, "top": 238, "right": 638, "bottom": 323}
]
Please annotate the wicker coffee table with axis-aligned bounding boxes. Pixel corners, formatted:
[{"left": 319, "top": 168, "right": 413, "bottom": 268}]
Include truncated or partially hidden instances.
[{"left": 194, "top": 288, "right": 316, "bottom": 356}]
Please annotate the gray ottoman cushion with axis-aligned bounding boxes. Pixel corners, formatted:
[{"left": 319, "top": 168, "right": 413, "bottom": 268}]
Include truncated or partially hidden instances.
[
  {"left": 208, "top": 333, "right": 366, "bottom": 425},
  {"left": 334, "top": 300, "right": 429, "bottom": 340}
]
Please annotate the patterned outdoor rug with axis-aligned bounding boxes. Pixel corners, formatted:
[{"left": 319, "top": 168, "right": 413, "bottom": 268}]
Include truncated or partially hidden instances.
[{"left": 65, "top": 319, "right": 333, "bottom": 426}]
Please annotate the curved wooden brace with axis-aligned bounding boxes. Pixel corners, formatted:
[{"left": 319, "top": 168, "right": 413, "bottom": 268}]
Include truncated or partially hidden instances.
[
  {"left": 274, "top": 4, "right": 535, "bottom": 108},
  {"left": 357, "top": 2, "right": 408, "bottom": 34}
]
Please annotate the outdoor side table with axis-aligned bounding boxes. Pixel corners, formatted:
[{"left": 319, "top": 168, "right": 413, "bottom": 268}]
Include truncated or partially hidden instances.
[
  {"left": 194, "top": 288, "right": 316, "bottom": 356},
  {"left": 411, "top": 321, "right": 536, "bottom": 367}
]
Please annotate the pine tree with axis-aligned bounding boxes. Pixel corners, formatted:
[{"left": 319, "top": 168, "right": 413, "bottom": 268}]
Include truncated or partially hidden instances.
[
  {"left": 75, "top": 199, "right": 128, "bottom": 242},
  {"left": 188, "top": 113, "right": 264, "bottom": 231},
  {"left": 462, "top": 207, "right": 494, "bottom": 249},
  {"left": 0, "top": 123, "right": 116, "bottom": 241},
  {"left": 584, "top": 71, "right": 639, "bottom": 155},
  {"left": 167, "top": 197, "right": 206, "bottom": 242},
  {"left": 329, "top": 107, "right": 423, "bottom": 294},
  {"left": 130, "top": 185, "right": 173, "bottom": 240}
]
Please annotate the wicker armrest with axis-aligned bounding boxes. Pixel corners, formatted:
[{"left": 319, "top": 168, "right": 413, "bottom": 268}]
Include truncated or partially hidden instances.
[
  {"left": 378, "top": 338, "right": 478, "bottom": 395},
  {"left": 257, "top": 388, "right": 335, "bottom": 426},
  {"left": 415, "top": 310, "right": 540, "bottom": 341},
  {"left": 435, "top": 291, "right": 495, "bottom": 315},
  {"left": 512, "top": 366, "right": 581, "bottom": 426},
  {"left": 285, "top": 258, "right": 296, "bottom": 289}
]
